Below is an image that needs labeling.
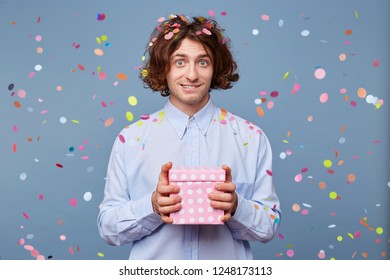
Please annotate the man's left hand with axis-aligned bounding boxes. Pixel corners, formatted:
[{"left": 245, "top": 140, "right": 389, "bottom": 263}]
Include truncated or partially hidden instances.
[{"left": 208, "top": 165, "right": 238, "bottom": 222}]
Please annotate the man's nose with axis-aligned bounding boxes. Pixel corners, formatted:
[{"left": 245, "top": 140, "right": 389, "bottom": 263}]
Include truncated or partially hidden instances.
[{"left": 185, "top": 63, "right": 199, "bottom": 81}]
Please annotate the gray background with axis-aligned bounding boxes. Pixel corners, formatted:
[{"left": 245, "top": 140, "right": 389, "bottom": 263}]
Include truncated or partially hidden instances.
[{"left": 0, "top": 0, "right": 389, "bottom": 260}]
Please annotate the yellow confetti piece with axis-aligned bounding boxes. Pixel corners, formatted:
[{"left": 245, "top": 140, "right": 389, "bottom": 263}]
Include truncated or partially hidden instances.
[
  {"left": 71, "top": 119, "right": 80, "bottom": 124},
  {"left": 141, "top": 69, "right": 148, "bottom": 77},
  {"left": 347, "top": 232, "right": 354, "bottom": 239},
  {"left": 355, "top": 10, "right": 359, "bottom": 19},
  {"left": 329, "top": 191, "right": 337, "bottom": 200},
  {"left": 337, "top": 236, "right": 343, "bottom": 242},
  {"left": 126, "top": 111, "right": 134, "bottom": 122},
  {"left": 376, "top": 227, "right": 384, "bottom": 235},
  {"left": 128, "top": 96, "right": 137, "bottom": 106},
  {"left": 97, "top": 252, "right": 104, "bottom": 257},
  {"left": 283, "top": 71, "right": 290, "bottom": 80},
  {"left": 323, "top": 159, "right": 332, "bottom": 168}
]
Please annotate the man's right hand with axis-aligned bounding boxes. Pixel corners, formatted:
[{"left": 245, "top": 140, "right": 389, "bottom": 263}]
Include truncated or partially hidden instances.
[{"left": 151, "top": 162, "right": 182, "bottom": 224}]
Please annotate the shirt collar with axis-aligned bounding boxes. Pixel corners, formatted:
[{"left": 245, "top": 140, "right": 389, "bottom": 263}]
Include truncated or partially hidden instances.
[{"left": 163, "top": 98, "right": 216, "bottom": 139}]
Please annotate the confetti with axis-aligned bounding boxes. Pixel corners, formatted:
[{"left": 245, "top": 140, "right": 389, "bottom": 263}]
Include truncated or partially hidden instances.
[{"left": 314, "top": 68, "right": 326, "bottom": 79}]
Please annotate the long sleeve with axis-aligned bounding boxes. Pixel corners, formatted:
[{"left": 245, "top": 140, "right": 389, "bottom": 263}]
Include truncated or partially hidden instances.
[
  {"left": 226, "top": 126, "right": 281, "bottom": 243},
  {"left": 97, "top": 132, "right": 163, "bottom": 246}
]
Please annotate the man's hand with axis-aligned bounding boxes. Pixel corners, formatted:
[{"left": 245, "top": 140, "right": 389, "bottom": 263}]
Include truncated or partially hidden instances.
[
  {"left": 208, "top": 165, "right": 238, "bottom": 222},
  {"left": 151, "top": 162, "right": 182, "bottom": 224}
]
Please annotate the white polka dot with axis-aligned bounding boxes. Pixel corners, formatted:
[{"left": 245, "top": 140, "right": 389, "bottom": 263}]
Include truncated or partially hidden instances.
[
  {"left": 171, "top": 174, "right": 177, "bottom": 180},
  {"left": 200, "top": 174, "right": 206, "bottom": 180},
  {"left": 206, "top": 188, "right": 212, "bottom": 193},
  {"left": 197, "top": 188, "right": 203, "bottom": 194},
  {"left": 188, "top": 199, "right": 194, "bottom": 204},
  {"left": 187, "top": 189, "right": 193, "bottom": 195},
  {"left": 197, "top": 198, "right": 203, "bottom": 204},
  {"left": 189, "top": 218, "right": 195, "bottom": 223},
  {"left": 179, "top": 218, "right": 186, "bottom": 224},
  {"left": 179, "top": 209, "right": 185, "bottom": 214},
  {"left": 199, "top": 217, "right": 205, "bottom": 223},
  {"left": 208, "top": 216, "right": 214, "bottom": 222},
  {"left": 219, "top": 174, "right": 225, "bottom": 180},
  {"left": 210, "top": 174, "right": 216, "bottom": 180},
  {"left": 181, "top": 174, "right": 187, "bottom": 180},
  {"left": 186, "top": 182, "right": 192, "bottom": 185},
  {"left": 198, "top": 207, "right": 204, "bottom": 213},
  {"left": 208, "top": 207, "right": 213, "bottom": 212},
  {"left": 189, "top": 208, "right": 194, "bottom": 214},
  {"left": 191, "top": 174, "right": 197, "bottom": 180}
]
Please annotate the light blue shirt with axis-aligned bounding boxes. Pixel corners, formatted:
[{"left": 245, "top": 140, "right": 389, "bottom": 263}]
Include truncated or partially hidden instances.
[{"left": 97, "top": 98, "right": 281, "bottom": 260}]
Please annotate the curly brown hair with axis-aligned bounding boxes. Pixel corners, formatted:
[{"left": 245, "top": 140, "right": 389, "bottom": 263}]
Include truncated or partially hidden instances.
[{"left": 140, "top": 15, "right": 239, "bottom": 96}]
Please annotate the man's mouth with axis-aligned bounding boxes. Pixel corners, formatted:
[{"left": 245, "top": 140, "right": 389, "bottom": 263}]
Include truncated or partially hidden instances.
[{"left": 181, "top": 84, "right": 199, "bottom": 89}]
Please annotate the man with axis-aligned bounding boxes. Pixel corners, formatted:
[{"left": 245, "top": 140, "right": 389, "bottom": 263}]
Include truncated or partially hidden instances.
[{"left": 97, "top": 15, "right": 281, "bottom": 260}]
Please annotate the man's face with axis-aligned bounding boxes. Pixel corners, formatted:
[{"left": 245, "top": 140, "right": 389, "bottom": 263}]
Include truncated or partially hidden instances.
[{"left": 166, "top": 38, "right": 214, "bottom": 116}]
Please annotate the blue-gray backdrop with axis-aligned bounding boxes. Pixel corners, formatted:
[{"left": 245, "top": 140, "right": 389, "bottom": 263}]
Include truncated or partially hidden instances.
[{"left": 0, "top": 0, "right": 389, "bottom": 260}]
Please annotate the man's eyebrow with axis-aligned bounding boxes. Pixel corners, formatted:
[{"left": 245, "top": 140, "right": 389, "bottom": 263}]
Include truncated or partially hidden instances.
[{"left": 171, "top": 53, "right": 210, "bottom": 59}]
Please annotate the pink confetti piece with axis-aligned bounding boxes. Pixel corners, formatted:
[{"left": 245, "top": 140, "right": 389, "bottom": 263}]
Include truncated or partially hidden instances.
[
  {"left": 266, "top": 170, "right": 273, "bottom": 176},
  {"left": 22, "top": 212, "right": 30, "bottom": 220},
  {"left": 24, "top": 245, "right": 34, "bottom": 251},
  {"left": 56, "top": 163, "right": 63, "bottom": 168},
  {"left": 164, "top": 31, "right": 174, "bottom": 40},
  {"left": 208, "top": 10, "right": 215, "bottom": 17},
  {"left": 119, "top": 134, "right": 125, "bottom": 143},
  {"left": 69, "top": 246, "right": 75, "bottom": 255},
  {"left": 314, "top": 68, "right": 326, "bottom": 79},
  {"left": 202, "top": 28, "right": 212, "bottom": 35},
  {"left": 69, "top": 198, "right": 77, "bottom": 207}
]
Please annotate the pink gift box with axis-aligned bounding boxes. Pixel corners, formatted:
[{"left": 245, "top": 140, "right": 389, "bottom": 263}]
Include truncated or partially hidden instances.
[{"left": 169, "top": 166, "right": 225, "bottom": 225}]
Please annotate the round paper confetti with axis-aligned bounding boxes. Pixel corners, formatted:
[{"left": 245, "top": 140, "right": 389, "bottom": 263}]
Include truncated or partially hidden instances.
[
  {"left": 128, "top": 96, "right": 138, "bottom": 106},
  {"left": 20, "top": 172, "right": 27, "bottom": 181},
  {"left": 69, "top": 198, "right": 77, "bottom": 207},
  {"left": 323, "top": 160, "right": 332, "bottom": 168},
  {"left": 126, "top": 111, "right": 134, "bottom": 122},
  {"left": 286, "top": 249, "right": 294, "bottom": 257},
  {"left": 329, "top": 191, "right": 338, "bottom": 200},
  {"left": 83, "top": 192, "right": 92, "bottom": 202},
  {"left": 252, "top": 29, "right": 259, "bottom": 36},
  {"left": 314, "top": 68, "right": 326, "bottom": 79},
  {"left": 301, "top": 30, "right": 310, "bottom": 37},
  {"left": 319, "top": 93, "right": 329, "bottom": 103},
  {"left": 357, "top": 87, "right": 367, "bottom": 99}
]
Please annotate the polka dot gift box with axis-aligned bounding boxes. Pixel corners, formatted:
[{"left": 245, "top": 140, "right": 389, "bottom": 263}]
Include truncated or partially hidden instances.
[{"left": 169, "top": 166, "right": 225, "bottom": 225}]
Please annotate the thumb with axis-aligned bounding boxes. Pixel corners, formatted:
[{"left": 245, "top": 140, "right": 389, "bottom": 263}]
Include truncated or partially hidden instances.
[
  {"left": 222, "top": 164, "right": 232, "bottom": 183},
  {"left": 159, "top": 162, "right": 173, "bottom": 185}
]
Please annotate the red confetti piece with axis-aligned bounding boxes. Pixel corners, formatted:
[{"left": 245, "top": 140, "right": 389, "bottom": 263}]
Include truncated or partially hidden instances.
[
  {"left": 56, "top": 163, "right": 63, "bottom": 168},
  {"left": 266, "top": 170, "right": 273, "bottom": 176},
  {"left": 12, "top": 143, "right": 17, "bottom": 152},
  {"left": 78, "top": 64, "right": 85, "bottom": 71},
  {"left": 118, "top": 134, "right": 125, "bottom": 143},
  {"left": 69, "top": 246, "right": 74, "bottom": 255}
]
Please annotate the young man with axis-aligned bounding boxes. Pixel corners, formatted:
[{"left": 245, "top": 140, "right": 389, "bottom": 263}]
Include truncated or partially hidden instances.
[{"left": 97, "top": 15, "right": 281, "bottom": 260}]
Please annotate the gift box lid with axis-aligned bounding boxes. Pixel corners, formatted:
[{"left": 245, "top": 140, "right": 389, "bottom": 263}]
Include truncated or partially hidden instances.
[{"left": 169, "top": 166, "right": 225, "bottom": 182}]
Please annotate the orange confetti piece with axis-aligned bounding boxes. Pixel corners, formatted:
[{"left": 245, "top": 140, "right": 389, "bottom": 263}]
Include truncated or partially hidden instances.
[
  {"left": 78, "top": 64, "right": 85, "bottom": 71},
  {"left": 105, "top": 117, "right": 114, "bottom": 127},
  {"left": 14, "top": 101, "right": 21, "bottom": 108},
  {"left": 256, "top": 106, "right": 264, "bottom": 117},
  {"left": 12, "top": 143, "right": 17, "bottom": 152},
  {"left": 116, "top": 73, "right": 127, "bottom": 81},
  {"left": 340, "top": 124, "right": 346, "bottom": 133},
  {"left": 345, "top": 29, "right": 353, "bottom": 35}
]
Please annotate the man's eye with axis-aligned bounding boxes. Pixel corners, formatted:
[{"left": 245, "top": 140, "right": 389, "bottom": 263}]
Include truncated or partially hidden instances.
[
  {"left": 199, "top": 60, "right": 208, "bottom": 66},
  {"left": 175, "top": 60, "right": 185, "bottom": 66}
]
